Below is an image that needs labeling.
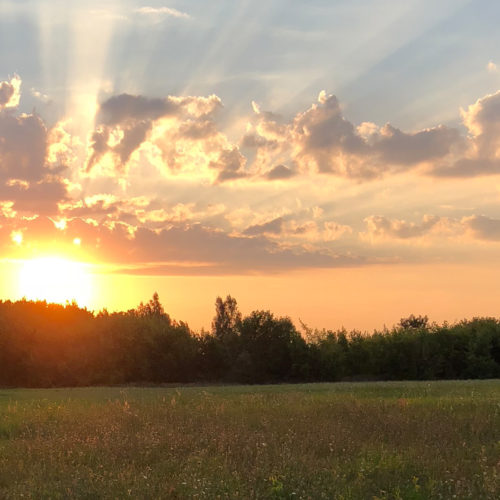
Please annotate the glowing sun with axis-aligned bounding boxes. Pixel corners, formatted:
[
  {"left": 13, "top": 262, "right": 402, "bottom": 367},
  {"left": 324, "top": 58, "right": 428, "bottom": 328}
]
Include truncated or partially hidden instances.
[{"left": 18, "top": 257, "right": 93, "bottom": 307}]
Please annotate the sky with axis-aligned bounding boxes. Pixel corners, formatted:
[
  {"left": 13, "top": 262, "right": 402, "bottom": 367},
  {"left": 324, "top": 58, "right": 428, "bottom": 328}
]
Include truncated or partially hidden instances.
[{"left": 1, "top": 0, "right": 500, "bottom": 331}]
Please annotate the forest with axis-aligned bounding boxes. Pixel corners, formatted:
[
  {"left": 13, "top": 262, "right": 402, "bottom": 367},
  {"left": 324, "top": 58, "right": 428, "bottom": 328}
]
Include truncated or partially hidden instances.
[{"left": 0, "top": 294, "right": 499, "bottom": 387}]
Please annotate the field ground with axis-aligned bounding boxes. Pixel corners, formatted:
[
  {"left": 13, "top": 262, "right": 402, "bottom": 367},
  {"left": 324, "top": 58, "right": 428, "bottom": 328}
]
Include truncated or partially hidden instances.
[{"left": 0, "top": 381, "right": 499, "bottom": 499}]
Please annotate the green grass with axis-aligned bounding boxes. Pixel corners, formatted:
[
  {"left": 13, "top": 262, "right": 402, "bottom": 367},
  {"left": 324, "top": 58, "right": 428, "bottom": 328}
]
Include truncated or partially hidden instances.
[{"left": 0, "top": 381, "right": 499, "bottom": 499}]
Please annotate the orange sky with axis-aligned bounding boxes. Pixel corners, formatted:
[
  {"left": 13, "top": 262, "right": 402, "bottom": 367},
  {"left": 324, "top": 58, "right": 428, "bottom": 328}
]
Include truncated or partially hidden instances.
[
  {"left": 2, "top": 1, "right": 500, "bottom": 332},
  {"left": 1, "top": 260, "right": 498, "bottom": 332}
]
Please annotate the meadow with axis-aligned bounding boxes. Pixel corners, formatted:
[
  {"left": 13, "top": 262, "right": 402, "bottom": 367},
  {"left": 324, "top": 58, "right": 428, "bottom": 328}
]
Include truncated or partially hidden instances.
[{"left": 0, "top": 380, "right": 499, "bottom": 499}]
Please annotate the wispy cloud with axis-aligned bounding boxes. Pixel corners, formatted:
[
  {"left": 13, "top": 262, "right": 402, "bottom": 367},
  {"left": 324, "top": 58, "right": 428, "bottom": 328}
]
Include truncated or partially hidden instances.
[
  {"left": 135, "top": 6, "right": 190, "bottom": 19},
  {"left": 487, "top": 61, "right": 498, "bottom": 73}
]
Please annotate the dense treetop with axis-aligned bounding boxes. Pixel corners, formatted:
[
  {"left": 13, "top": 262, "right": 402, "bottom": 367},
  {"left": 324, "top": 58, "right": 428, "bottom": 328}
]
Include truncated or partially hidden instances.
[{"left": 0, "top": 295, "right": 499, "bottom": 387}]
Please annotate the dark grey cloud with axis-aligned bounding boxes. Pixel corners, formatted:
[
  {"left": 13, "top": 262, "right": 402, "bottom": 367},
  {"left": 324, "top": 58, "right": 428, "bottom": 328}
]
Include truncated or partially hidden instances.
[
  {"left": 244, "top": 217, "right": 284, "bottom": 236},
  {"left": 463, "top": 215, "right": 500, "bottom": 241},
  {"left": 241, "top": 133, "right": 279, "bottom": 150},
  {"left": 114, "top": 121, "right": 152, "bottom": 165},
  {"left": 374, "top": 124, "right": 461, "bottom": 166},
  {"left": 265, "top": 164, "right": 296, "bottom": 180},
  {"left": 210, "top": 148, "right": 248, "bottom": 183},
  {"left": 0, "top": 112, "right": 48, "bottom": 182},
  {"left": 98, "top": 94, "right": 179, "bottom": 125},
  {"left": 5, "top": 217, "right": 363, "bottom": 274},
  {"left": 178, "top": 120, "right": 218, "bottom": 140},
  {"left": 111, "top": 224, "right": 363, "bottom": 274},
  {"left": 2, "top": 179, "right": 68, "bottom": 214},
  {"left": 0, "top": 103, "right": 68, "bottom": 215},
  {"left": 86, "top": 128, "right": 110, "bottom": 172}
]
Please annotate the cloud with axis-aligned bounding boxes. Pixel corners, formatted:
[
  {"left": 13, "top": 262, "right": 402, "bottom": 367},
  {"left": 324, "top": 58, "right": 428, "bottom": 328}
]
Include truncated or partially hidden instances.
[
  {"left": 30, "top": 88, "right": 51, "bottom": 104},
  {"left": 487, "top": 61, "right": 498, "bottom": 74},
  {"left": 462, "top": 91, "right": 500, "bottom": 155},
  {"left": 244, "top": 217, "right": 284, "bottom": 236},
  {"left": 0, "top": 79, "right": 69, "bottom": 215},
  {"left": 0, "top": 216, "right": 363, "bottom": 274},
  {"left": 0, "top": 112, "right": 49, "bottom": 182},
  {"left": 323, "top": 221, "right": 353, "bottom": 241},
  {"left": 0, "top": 179, "right": 68, "bottom": 215},
  {"left": 97, "top": 94, "right": 179, "bottom": 125},
  {"left": 86, "top": 93, "right": 225, "bottom": 177},
  {"left": 372, "top": 124, "right": 461, "bottom": 166},
  {"left": 209, "top": 148, "right": 248, "bottom": 183},
  {"left": 362, "top": 215, "right": 458, "bottom": 241},
  {"left": 462, "top": 215, "right": 500, "bottom": 241},
  {"left": 85, "top": 88, "right": 500, "bottom": 184},
  {"left": 245, "top": 91, "right": 462, "bottom": 180},
  {"left": 135, "top": 6, "right": 190, "bottom": 19},
  {"left": 431, "top": 158, "right": 500, "bottom": 177},
  {"left": 6, "top": 78, "right": 500, "bottom": 276},
  {"left": 0, "top": 75, "right": 21, "bottom": 110},
  {"left": 106, "top": 223, "right": 364, "bottom": 274},
  {"left": 264, "top": 165, "right": 296, "bottom": 180},
  {"left": 429, "top": 90, "right": 500, "bottom": 177},
  {"left": 242, "top": 215, "right": 352, "bottom": 243}
]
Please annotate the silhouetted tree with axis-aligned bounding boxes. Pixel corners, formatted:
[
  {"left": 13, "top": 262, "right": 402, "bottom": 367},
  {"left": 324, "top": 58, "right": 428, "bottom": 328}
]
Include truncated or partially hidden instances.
[
  {"left": 238, "top": 310, "right": 307, "bottom": 383},
  {"left": 399, "top": 314, "right": 429, "bottom": 330},
  {"left": 212, "top": 295, "right": 241, "bottom": 340},
  {"left": 0, "top": 296, "right": 499, "bottom": 387},
  {"left": 136, "top": 292, "right": 171, "bottom": 323}
]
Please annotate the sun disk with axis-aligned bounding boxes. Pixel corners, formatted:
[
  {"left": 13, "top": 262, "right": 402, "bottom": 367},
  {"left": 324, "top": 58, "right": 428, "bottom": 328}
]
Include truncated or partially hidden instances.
[{"left": 18, "top": 257, "right": 93, "bottom": 307}]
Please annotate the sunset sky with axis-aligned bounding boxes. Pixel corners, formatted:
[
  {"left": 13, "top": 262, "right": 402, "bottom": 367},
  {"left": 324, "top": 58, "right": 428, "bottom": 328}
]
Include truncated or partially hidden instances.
[{"left": 2, "top": 0, "right": 500, "bottom": 331}]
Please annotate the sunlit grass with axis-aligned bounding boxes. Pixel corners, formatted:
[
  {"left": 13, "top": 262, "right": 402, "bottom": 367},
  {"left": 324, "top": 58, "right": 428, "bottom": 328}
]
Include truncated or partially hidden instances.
[{"left": 0, "top": 380, "right": 498, "bottom": 498}]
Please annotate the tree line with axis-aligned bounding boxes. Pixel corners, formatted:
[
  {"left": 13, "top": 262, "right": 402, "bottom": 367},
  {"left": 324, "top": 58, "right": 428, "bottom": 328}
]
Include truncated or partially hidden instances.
[{"left": 0, "top": 294, "right": 499, "bottom": 387}]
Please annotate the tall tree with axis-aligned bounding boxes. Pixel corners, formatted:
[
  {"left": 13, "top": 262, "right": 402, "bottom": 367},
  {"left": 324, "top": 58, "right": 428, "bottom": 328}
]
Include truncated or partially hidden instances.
[
  {"left": 136, "top": 292, "right": 171, "bottom": 323},
  {"left": 212, "top": 295, "right": 241, "bottom": 340}
]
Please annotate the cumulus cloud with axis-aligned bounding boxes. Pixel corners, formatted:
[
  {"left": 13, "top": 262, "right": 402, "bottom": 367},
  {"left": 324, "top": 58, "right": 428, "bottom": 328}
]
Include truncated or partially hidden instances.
[
  {"left": 0, "top": 80, "right": 68, "bottom": 215},
  {"left": 430, "top": 91, "right": 500, "bottom": 177},
  {"left": 372, "top": 124, "right": 461, "bottom": 166},
  {"left": 0, "top": 75, "right": 21, "bottom": 110},
  {"left": 6, "top": 76, "right": 500, "bottom": 275},
  {"left": 84, "top": 87, "right": 500, "bottom": 184},
  {"left": 209, "top": 148, "right": 248, "bottom": 183},
  {"left": 245, "top": 91, "right": 462, "bottom": 180},
  {"left": 86, "top": 92, "right": 229, "bottom": 179}
]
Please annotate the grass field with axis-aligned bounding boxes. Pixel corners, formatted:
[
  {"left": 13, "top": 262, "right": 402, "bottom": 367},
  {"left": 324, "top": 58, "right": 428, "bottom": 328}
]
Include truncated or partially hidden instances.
[{"left": 0, "top": 381, "right": 499, "bottom": 499}]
